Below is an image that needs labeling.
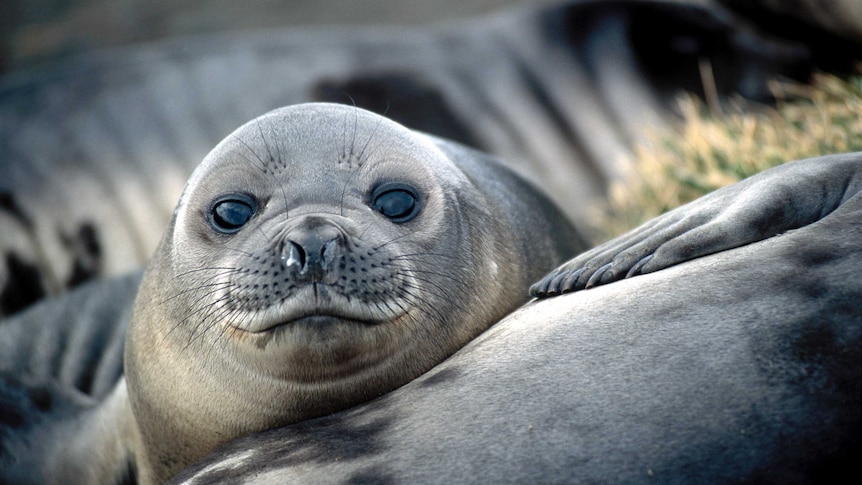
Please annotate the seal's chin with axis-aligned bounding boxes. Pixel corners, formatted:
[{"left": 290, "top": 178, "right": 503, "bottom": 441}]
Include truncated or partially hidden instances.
[{"left": 224, "top": 304, "right": 410, "bottom": 383}]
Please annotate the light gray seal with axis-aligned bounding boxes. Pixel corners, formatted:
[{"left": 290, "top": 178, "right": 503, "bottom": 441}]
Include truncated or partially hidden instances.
[
  {"left": 0, "top": 103, "right": 582, "bottom": 484},
  {"left": 171, "top": 153, "right": 862, "bottom": 483}
]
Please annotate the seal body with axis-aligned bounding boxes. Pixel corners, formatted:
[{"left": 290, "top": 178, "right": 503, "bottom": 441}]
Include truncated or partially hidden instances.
[{"left": 173, "top": 153, "right": 862, "bottom": 483}]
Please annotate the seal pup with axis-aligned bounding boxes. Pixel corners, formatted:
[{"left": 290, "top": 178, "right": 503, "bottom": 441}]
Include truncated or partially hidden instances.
[{"left": 0, "top": 103, "right": 582, "bottom": 484}]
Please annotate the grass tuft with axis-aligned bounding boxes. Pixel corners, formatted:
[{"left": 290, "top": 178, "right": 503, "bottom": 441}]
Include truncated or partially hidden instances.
[{"left": 598, "top": 71, "right": 862, "bottom": 238}]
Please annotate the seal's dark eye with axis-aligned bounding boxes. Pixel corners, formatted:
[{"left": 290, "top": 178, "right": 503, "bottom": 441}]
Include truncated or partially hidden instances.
[
  {"left": 371, "top": 183, "right": 421, "bottom": 223},
  {"left": 209, "top": 195, "right": 257, "bottom": 234}
]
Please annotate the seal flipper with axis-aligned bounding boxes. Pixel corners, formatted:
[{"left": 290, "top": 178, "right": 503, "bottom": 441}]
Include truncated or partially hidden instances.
[{"left": 531, "top": 153, "right": 862, "bottom": 297}]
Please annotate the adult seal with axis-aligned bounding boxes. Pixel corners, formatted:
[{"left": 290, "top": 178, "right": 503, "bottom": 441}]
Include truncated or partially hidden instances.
[{"left": 0, "top": 103, "right": 583, "bottom": 484}]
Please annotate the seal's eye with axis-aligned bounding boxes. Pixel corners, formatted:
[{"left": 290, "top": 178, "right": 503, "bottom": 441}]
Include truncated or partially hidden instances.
[
  {"left": 371, "top": 183, "right": 421, "bottom": 223},
  {"left": 209, "top": 195, "right": 257, "bottom": 234}
]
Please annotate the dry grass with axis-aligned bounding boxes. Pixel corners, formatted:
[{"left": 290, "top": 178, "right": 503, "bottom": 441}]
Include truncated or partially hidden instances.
[{"left": 598, "top": 71, "right": 862, "bottom": 238}]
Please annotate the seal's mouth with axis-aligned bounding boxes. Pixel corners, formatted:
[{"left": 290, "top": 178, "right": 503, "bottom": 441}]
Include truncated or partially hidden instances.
[
  {"left": 228, "top": 298, "right": 403, "bottom": 334},
  {"left": 246, "top": 313, "right": 384, "bottom": 334},
  {"left": 220, "top": 284, "right": 406, "bottom": 334}
]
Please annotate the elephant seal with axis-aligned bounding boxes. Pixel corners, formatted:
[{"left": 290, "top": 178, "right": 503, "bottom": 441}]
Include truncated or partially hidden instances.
[
  {"left": 173, "top": 153, "right": 862, "bottom": 483},
  {"left": 0, "top": 103, "right": 582, "bottom": 484}
]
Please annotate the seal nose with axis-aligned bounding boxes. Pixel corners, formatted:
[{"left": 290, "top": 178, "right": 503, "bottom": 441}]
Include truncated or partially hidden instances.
[{"left": 280, "top": 221, "right": 343, "bottom": 279}]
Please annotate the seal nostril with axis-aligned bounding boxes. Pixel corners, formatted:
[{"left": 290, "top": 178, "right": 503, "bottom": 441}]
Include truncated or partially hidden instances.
[
  {"left": 321, "top": 238, "right": 338, "bottom": 266},
  {"left": 282, "top": 241, "right": 306, "bottom": 271}
]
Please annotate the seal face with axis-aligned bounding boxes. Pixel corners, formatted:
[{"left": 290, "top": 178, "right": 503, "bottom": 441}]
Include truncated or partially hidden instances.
[{"left": 123, "top": 103, "right": 580, "bottom": 482}]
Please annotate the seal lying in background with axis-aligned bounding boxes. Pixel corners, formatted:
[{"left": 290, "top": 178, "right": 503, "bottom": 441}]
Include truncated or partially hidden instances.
[
  {"left": 3, "top": 0, "right": 857, "bottom": 317},
  {"left": 170, "top": 153, "right": 861, "bottom": 483},
  {"left": 0, "top": 103, "right": 582, "bottom": 484}
]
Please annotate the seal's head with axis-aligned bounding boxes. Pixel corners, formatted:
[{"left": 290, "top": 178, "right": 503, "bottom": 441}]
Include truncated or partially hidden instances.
[{"left": 124, "top": 103, "right": 581, "bottom": 482}]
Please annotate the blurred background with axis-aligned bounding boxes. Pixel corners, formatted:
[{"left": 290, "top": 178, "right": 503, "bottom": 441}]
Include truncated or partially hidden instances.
[{"left": 0, "top": 0, "right": 563, "bottom": 74}]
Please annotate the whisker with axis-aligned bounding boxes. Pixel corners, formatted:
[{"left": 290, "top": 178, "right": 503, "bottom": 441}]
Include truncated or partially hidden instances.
[{"left": 230, "top": 134, "right": 268, "bottom": 174}]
